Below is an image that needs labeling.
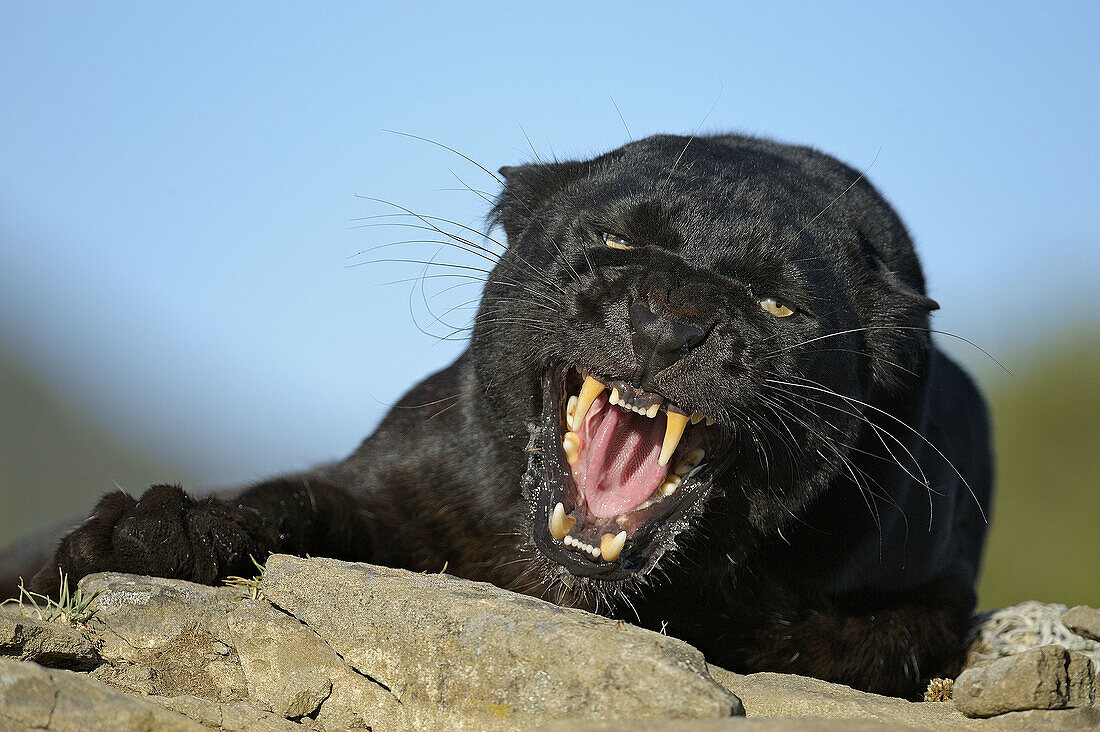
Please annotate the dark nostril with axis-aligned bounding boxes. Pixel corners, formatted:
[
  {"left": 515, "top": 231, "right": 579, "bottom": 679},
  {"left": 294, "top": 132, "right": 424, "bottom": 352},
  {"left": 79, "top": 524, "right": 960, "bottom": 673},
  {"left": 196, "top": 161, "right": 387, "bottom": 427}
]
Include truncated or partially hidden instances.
[
  {"left": 670, "top": 320, "right": 707, "bottom": 351},
  {"left": 628, "top": 303, "right": 708, "bottom": 386}
]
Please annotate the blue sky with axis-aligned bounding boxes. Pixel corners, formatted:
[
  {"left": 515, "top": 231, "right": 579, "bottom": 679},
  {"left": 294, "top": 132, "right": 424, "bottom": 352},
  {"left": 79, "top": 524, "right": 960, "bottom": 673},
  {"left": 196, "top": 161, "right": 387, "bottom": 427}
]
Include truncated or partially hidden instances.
[{"left": 1, "top": 2, "right": 1097, "bottom": 486}]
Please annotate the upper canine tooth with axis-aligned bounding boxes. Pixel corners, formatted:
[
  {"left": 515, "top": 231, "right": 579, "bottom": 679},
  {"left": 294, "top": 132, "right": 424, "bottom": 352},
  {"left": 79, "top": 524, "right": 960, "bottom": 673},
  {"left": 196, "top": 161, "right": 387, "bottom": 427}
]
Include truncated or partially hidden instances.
[
  {"left": 562, "top": 431, "right": 581, "bottom": 464},
  {"left": 550, "top": 502, "right": 576, "bottom": 539},
  {"left": 571, "top": 376, "right": 606, "bottom": 431},
  {"left": 600, "top": 530, "right": 627, "bottom": 562},
  {"left": 646, "top": 403, "right": 660, "bottom": 418},
  {"left": 658, "top": 411, "right": 689, "bottom": 467}
]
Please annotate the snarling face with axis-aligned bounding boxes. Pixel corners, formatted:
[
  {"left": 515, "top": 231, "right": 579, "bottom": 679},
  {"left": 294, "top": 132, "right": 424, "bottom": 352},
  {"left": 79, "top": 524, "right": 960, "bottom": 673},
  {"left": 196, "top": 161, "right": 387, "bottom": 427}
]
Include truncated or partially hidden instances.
[{"left": 471, "top": 134, "right": 935, "bottom": 599}]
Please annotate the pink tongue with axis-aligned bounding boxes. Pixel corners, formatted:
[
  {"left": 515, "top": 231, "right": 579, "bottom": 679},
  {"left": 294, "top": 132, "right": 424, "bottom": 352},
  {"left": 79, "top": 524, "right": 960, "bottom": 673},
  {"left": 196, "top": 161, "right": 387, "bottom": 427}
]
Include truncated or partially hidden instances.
[{"left": 577, "top": 393, "right": 669, "bottom": 518}]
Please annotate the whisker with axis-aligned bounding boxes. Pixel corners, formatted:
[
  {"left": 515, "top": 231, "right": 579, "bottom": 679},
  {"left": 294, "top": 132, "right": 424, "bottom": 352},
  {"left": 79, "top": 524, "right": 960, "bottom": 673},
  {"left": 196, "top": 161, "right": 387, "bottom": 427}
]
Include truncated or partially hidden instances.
[
  {"left": 611, "top": 96, "right": 632, "bottom": 141},
  {"left": 765, "top": 376, "right": 987, "bottom": 522},
  {"left": 765, "top": 325, "right": 1011, "bottom": 375},
  {"left": 382, "top": 129, "right": 504, "bottom": 185},
  {"left": 663, "top": 83, "right": 722, "bottom": 187}
]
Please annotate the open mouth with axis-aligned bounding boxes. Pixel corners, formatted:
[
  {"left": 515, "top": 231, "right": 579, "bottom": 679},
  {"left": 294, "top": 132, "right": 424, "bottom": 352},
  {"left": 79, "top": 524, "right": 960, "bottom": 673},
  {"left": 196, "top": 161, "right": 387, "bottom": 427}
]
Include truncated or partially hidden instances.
[{"left": 531, "top": 364, "right": 722, "bottom": 580}]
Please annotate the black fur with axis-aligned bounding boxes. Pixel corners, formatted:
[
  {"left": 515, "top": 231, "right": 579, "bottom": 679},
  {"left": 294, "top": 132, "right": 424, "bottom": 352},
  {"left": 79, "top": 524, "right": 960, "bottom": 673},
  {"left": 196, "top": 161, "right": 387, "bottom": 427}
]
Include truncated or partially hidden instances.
[{"left": 7, "top": 134, "right": 992, "bottom": 699}]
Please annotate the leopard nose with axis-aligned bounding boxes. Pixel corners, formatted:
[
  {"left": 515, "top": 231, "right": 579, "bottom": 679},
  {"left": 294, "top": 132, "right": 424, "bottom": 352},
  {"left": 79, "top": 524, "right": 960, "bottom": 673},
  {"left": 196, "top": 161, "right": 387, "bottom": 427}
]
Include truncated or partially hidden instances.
[{"left": 628, "top": 302, "right": 708, "bottom": 387}]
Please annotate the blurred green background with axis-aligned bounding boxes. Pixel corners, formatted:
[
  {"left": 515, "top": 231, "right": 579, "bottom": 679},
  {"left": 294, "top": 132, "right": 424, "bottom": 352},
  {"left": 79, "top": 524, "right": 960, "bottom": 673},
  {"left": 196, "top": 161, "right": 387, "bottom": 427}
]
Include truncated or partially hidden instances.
[
  {"left": 2, "top": 328, "right": 1096, "bottom": 609},
  {"left": 973, "top": 329, "right": 1099, "bottom": 609}
]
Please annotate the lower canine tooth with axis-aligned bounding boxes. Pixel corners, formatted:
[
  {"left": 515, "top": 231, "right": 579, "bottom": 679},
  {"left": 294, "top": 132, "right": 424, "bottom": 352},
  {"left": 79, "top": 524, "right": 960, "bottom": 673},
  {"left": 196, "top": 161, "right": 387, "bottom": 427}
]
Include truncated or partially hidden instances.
[
  {"left": 600, "top": 531, "right": 627, "bottom": 562},
  {"left": 550, "top": 502, "right": 576, "bottom": 539},
  {"left": 562, "top": 432, "right": 580, "bottom": 464},
  {"left": 660, "top": 475, "right": 681, "bottom": 496}
]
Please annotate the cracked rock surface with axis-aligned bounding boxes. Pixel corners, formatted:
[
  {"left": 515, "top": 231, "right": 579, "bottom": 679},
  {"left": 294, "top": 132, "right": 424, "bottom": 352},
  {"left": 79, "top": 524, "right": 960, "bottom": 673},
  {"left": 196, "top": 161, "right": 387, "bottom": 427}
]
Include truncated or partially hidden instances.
[
  {"left": 260, "top": 555, "right": 739, "bottom": 728},
  {"left": 0, "top": 612, "right": 98, "bottom": 670},
  {"left": 0, "top": 558, "right": 1097, "bottom": 730}
]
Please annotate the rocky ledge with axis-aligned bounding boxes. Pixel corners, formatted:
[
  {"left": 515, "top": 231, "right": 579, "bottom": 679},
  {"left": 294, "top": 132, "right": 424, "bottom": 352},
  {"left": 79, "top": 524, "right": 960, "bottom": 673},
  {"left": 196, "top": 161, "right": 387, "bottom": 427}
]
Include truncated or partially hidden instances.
[{"left": 1, "top": 555, "right": 1096, "bottom": 731}]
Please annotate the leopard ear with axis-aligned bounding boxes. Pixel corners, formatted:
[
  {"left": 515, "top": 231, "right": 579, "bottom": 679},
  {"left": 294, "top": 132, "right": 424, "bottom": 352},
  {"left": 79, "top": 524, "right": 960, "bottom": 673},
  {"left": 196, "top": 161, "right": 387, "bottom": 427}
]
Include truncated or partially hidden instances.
[
  {"left": 860, "top": 254, "right": 940, "bottom": 390},
  {"left": 872, "top": 256, "right": 940, "bottom": 312},
  {"left": 491, "top": 160, "right": 590, "bottom": 242}
]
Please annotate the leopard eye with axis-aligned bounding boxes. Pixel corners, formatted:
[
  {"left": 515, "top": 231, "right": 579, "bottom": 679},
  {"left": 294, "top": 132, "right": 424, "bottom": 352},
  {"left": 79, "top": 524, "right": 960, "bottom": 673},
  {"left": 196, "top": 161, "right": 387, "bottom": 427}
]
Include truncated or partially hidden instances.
[
  {"left": 759, "top": 298, "right": 795, "bottom": 318},
  {"left": 603, "top": 233, "right": 635, "bottom": 250}
]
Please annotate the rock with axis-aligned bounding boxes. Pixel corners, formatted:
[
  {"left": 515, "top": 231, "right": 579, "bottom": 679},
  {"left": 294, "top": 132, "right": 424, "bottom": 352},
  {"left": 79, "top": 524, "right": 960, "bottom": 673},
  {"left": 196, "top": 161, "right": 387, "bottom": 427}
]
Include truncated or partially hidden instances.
[
  {"left": 1063, "top": 605, "right": 1100, "bottom": 643},
  {"left": 79, "top": 572, "right": 250, "bottom": 703},
  {"left": 261, "top": 554, "right": 742, "bottom": 729},
  {"left": 0, "top": 610, "right": 99, "bottom": 670},
  {"left": 1066, "top": 649, "right": 1096, "bottom": 708},
  {"left": 0, "top": 656, "right": 204, "bottom": 731},
  {"left": 974, "top": 707, "right": 1100, "bottom": 730},
  {"left": 76, "top": 570, "right": 407, "bottom": 730},
  {"left": 224, "top": 598, "right": 407, "bottom": 729},
  {"left": 953, "top": 644, "right": 1093, "bottom": 718},
  {"left": 151, "top": 694, "right": 308, "bottom": 732},
  {"left": 710, "top": 666, "right": 1098, "bottom": 730},
  {"left": 709, "top": 667, "right": 975, "bottom": 730},
  {"left": 4, "top": 561, "right": 1094, "bottom": 730},
  {"left": 967, "top": 601, "right": 1100, "bottom": 671},
  {"left": 540, "top": 719, "right": 910, "bottom": 730}
]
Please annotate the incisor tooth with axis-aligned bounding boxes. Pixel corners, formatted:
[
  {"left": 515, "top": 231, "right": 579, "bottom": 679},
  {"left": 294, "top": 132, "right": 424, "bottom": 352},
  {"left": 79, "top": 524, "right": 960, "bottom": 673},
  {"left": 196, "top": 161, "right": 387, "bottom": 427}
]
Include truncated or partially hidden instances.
[
  {"left": 571, "top": 376, "right": 606, "bottom": 431},
  {"left": 601, "top": 531, "right": 627, "bottom": 561},
  {"left": 658, "top": 411, "right": 689, "bottom": 466},
  {"left": 705, "top": 417, "right": 715, "bottom": 426},
  {"left": 661, "top": 475, "right": 682, "bottom": 496},
  {"left": 646, "top": 403, "right": 660, "bottom": 418},
  {"left": 609, "top": 387, "right": 620, "bottom": 406},
  {"left": 690, "top": 412, "right": 704, "bottom": 425},
  {"left": 566, "top": 395, "right": 578, "bottom": 423},
  {"left": 550, "top": 502, "right": 576, "bottom": 539},
  {"left": 562, "top": 431, "right": 580, "bottom": 465}
]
